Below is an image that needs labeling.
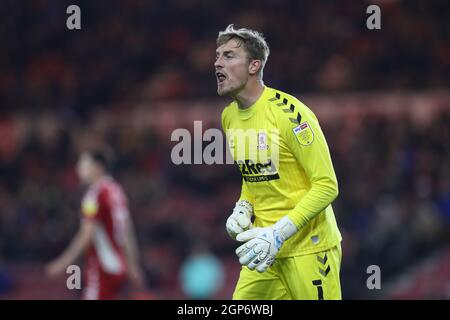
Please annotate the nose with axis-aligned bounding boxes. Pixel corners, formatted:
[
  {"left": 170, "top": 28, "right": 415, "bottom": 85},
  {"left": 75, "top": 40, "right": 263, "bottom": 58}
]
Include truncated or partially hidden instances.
[{"left": 214, "top": 56, "right": 223, "bottom": 69}]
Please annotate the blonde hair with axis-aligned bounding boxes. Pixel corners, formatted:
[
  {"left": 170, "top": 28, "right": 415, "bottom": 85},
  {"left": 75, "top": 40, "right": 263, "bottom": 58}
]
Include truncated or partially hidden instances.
[{"left": 217, "top": 24, "right": 270, "bottom": 78}]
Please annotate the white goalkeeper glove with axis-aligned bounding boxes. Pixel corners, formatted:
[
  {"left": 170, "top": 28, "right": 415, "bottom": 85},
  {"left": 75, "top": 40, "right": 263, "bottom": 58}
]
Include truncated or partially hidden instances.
[
  {"left": 235, "top": 216, "right": 298, "bottom": 273},
  {"left": 226, "top": 200, "right": 254, "bottom": 240}
]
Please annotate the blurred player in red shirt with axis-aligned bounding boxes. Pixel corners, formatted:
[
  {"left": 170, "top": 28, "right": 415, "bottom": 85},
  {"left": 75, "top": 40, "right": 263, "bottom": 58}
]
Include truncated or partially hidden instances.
[{"left": 46, "top": 149, "right": 145, "bottom": 300}]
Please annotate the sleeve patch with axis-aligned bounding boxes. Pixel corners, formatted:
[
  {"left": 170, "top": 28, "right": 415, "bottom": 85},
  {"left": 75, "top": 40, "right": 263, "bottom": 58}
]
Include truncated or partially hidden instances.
[
  {"left": 82, "top": 198, "right": 98, "bottom": 217},
  {"left": 292, "top": 122, "right": 315, "bottom": 146}
]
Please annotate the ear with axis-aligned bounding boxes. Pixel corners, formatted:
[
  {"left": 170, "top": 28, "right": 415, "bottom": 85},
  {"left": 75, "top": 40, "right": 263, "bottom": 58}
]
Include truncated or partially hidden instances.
[{"left": 248, "top": 60, "right": 262, "bottom": 76}]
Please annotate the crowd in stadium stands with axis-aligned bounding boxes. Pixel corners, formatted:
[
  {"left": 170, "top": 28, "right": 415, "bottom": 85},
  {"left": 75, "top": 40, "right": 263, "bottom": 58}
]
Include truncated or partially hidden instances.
[
  {"left": 386, "top": 248, "right": 450, "bottom": 299},
  {"left": 2, "top": 1, "right": 449, "bottom": 116},
  {"left": 0, "top": 98, "right": 448, "bottom": 299},
  {"left": 0, "top": 0, "right": 449, "bottom": 299}
]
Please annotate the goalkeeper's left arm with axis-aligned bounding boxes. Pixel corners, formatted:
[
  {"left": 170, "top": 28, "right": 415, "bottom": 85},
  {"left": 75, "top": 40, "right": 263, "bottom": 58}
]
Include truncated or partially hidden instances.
[
  {"left": 285, "top": 111, "right": 339, "bottom": 229},
  {"left": 236, "top": 106, "right": 339, "bottom": 272}
]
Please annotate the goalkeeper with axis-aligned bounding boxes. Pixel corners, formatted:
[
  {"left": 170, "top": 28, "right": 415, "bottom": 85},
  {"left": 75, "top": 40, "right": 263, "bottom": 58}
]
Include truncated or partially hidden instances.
[{"left": 216, "top": 25, "right": 342, "bottom": 300}]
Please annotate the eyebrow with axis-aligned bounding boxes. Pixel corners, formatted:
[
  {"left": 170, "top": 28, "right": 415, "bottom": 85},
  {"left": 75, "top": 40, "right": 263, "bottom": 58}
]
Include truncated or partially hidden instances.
[{"left": 216, "top": 50, "right": 235, "bottom": 56}]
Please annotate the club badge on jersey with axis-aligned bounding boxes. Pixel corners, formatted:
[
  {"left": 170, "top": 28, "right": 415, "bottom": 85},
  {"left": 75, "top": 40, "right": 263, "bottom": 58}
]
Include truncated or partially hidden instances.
[{"left": 257, "top": 131, "right": 269, "bottom": 150}]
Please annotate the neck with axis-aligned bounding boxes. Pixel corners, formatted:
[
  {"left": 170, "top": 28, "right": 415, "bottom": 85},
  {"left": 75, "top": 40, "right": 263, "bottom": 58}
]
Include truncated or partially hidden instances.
[
  {"left": 233, "top": 79, "right": 265, "bottom": 109},
  {"left": 90, "top": 173, "right": 106, "bottom": 186}
]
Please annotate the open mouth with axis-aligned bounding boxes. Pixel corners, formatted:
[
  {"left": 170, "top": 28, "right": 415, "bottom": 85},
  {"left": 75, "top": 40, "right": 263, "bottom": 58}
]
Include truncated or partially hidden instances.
[{"left": 216, "top": 71, "right": 226, "bottom": 84}]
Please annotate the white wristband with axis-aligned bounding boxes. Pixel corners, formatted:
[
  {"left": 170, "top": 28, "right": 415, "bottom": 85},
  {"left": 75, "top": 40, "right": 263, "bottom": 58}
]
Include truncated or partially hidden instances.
[{"left": 273, "top": 216, "right": 298, "bottom": 241}]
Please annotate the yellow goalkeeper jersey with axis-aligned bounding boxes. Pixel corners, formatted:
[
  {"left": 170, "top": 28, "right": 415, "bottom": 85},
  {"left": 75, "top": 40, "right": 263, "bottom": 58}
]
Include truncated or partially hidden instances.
[{"left": 221, "top": 86, "right": 342, "bottom": 257}]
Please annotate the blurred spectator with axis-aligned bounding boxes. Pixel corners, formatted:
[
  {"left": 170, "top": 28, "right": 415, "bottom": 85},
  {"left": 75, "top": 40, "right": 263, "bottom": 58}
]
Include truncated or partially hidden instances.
[{"left": 180, "top": 243, "right": 224, "bottom": 299}]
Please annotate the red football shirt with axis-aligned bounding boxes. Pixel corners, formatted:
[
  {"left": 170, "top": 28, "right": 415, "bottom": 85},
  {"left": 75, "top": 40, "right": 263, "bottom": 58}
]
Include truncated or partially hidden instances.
[{"left": 80, "top": 176, "right": 129, "bottom": 277}]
